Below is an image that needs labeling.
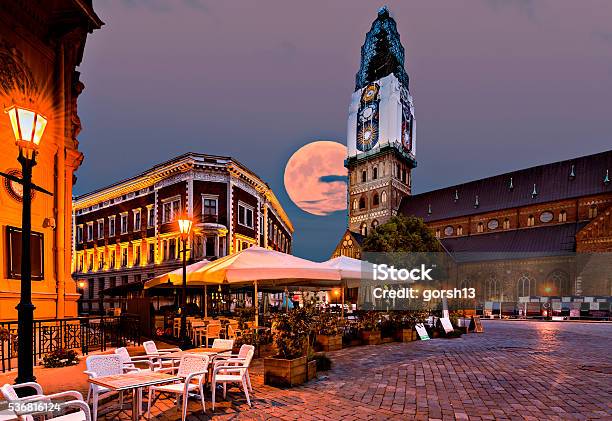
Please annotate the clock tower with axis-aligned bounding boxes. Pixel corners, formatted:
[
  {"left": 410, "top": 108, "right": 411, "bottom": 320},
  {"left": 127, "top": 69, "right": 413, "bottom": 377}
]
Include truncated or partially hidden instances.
[{"left": 346, "top": 7, "right": 417, "bottom": 236}]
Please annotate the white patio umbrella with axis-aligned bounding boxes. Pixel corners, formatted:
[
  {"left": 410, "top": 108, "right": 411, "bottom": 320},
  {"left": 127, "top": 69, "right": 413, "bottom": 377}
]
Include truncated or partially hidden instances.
[
  {"left": 188, "top": 246, "right": 341, "bottom": 326},
  {"left": 319, "top": 256, "right": 375, "bottom": 316}
]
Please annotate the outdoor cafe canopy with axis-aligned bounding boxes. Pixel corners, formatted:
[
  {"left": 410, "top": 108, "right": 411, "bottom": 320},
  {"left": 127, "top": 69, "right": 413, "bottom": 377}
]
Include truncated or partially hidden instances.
[{"left": 143, "top": 259, "right": 212, "bottom": 289}]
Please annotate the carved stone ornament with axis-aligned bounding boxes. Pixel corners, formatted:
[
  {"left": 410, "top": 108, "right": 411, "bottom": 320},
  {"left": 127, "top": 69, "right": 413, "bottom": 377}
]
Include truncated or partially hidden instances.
[{"left": 0, "top": 40, "right": 38, "bottom": 101}]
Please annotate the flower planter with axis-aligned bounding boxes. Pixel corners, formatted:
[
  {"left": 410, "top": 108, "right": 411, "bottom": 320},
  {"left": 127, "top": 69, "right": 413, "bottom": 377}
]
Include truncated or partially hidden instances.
[
  {"left": 402, "top": 328, "right": 418, "bottom": 342},
  {"left": 360, "top": 330, "right": 381, "bottom": 345},
  {"left": 307, "top": 360, "right": 317, "bottom": 381},
  {"left": 316, "top": 334, "right": 342, "bottom": 351},
  {"left": 264, "top": 356, "right": 308, "bottom": 387}
]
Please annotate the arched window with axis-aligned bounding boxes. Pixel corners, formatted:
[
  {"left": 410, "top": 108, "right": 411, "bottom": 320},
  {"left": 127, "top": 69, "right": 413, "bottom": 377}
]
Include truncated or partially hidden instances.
[
  {"left": 361, "top": 170, "right": 367, "bottom": 183},
  {"left": 435, "top": 228, "right": 441, "bottom": 238},
  {"left": 359, "top": 197, "right": 366, "bottom": 210},
  {"left": 486, "top": 276, "right": 500, "bottom": 301},
  {"left": 457, "top": 225, "right": 463, "bottom": 235},
  {"left": 589, "top": 205, "right": 598, "bottom": 219},
  {"left": 546, "top": 270, "right": 570, "bottom": 295},
  {"left": 381, "top": 191, "right": 387, "bottom": 205},
  {"left": 527, "top": 215, "right": 535, "bottom": 226},
  {"left": 372, "top": 166, "right": 378, "bottom": 180},
  {"left": 371, "top": 219, "right": 379, "bottom": 229},
  {"left": 503, "top": 218, "right": 510, "bottom": 229},
  {"left": 477, "top": 222, "right": 484, "bottom": 233},
  {"left": 360, "top": 222, "right": 368, "bottom": 237},
  {"left": 352, "top": 199, "right": 358, "bottom": 210},
  {"left": 517, "top": 273, "right": 535, "bottom": 298},
  {"left": 559, "top": 210, "right": 567, "bottom": 222},
  {"left": 372, "top": 193, "right": 379, "bottom": 207}
]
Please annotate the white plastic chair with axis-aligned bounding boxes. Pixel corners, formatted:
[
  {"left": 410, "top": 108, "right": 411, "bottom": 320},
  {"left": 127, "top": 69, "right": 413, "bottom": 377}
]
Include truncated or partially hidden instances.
[
  {"left": 1, "top": 383, "right": 90, "bottom": 421},
  {"left": 114, "top": 347, "right": 151, "bottom": 371},
  {"left": 84, "top": 355, "right": 124, "bottom": 421},
  {"left": 211, "top": 344, "right": 255, "bottom": 410},
  {"left": 142, "top": 340, "right": 181, "bottom": 370},
  {"left": 147, "top": 354, "right": 210, "bottom": 421},
  {"left": 211, "top": 339, "right": 234, "bottom": 351}
]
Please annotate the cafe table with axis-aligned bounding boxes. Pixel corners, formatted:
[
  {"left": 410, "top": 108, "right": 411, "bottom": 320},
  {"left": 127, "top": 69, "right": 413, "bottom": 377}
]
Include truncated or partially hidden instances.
[
  {"left": 162, "top": 347, "right": 232, "bottom": 360},
  {"left": 88, "top": 370, "right": 181, "bottom": 421}
]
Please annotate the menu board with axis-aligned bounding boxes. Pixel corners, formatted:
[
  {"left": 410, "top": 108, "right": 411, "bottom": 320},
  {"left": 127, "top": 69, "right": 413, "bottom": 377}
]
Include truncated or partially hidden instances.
[
  {"left": 415, "top": 323, "right": 430, "bottom": 340},
  {"left": 440, "top": 317, "right": 454, "bottom": 333}
]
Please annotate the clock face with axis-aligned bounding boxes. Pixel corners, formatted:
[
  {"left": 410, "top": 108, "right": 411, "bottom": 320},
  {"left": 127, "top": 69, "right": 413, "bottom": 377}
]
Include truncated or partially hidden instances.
[
  {"left": 357, "top": 123, "right": 378, "bottom": 151},
  {"left": 361, "top": 83, "right": 379, "bottom": 102},
  {"left": 3, "top": 169, "right": 32, "bottom": 202},
  {"left": 487, "top": 219, "right": 499, "bottom": 230}
]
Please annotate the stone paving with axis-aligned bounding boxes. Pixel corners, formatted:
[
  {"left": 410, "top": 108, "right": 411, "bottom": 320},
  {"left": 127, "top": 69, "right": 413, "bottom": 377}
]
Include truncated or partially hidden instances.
[{"left": 2, "top": 321, "right": 611, "bottom": 420}]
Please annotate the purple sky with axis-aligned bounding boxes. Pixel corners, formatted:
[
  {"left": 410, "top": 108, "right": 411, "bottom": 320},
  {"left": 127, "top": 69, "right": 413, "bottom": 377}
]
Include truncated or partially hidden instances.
[{"left": 76, "top": 0, "right": 612, "bottom": 260}]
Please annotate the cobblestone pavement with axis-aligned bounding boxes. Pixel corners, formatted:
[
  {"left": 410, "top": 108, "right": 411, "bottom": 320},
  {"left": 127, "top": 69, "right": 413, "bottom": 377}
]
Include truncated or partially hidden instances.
[{"left": 3, "top": 321, "right": 611, "bottom": 420}]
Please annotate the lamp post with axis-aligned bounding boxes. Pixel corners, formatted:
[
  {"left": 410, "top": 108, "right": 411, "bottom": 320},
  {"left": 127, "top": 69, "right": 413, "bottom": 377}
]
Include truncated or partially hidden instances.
[
  {"left": 3, "top": 105, "right": 49, "bottom": 384},
  {"left": 177, "top": 217, "right": 193, "bottom": 349}
]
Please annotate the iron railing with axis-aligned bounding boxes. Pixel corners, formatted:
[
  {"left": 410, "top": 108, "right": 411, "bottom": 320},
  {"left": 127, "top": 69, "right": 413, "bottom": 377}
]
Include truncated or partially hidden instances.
[{"left": 0, "top": 315, "right": 140, "bottom": 373}]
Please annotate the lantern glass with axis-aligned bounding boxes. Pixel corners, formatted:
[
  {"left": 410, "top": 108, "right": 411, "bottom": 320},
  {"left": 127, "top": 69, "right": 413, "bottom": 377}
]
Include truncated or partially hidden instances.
[
  {"left": 5, "top": 106, "right": 48, "bottom": 147},
  {"left": 177, "top": 218, "right": 192, "bottom": 236}
]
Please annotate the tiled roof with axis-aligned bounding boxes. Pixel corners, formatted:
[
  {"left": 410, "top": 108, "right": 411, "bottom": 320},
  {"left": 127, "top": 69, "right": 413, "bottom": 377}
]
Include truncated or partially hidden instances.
[
  {"left": 399, "top": 150, "right": 612, "bottom": 222},
  {"left": 440, "top": 222, "right": 587, "bottom": 262}
]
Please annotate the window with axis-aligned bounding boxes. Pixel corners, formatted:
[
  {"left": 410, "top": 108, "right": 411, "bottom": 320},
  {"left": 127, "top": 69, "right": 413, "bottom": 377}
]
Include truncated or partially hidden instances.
[
  {"left": 97, "top": 219, "right": 104, "bottom": 239},
  {"left": 76, "top": 225, "right": 83, "bottom": 244},
  {"left": 435, "top": 228, "right": 441, "bottom": 238},
  {"left": 477, "top": 222, "right": 484, "bottom": 233},
  {"left": 457, "top": 225, "right": 463, "bottom": 236},
  {"left": 238, "top": 202, "right": 254, "bottom": 228},
  {"left": 120, "top": 213, "right": 128, "bottom": 234},
  {"left": 162, "top": 197, "right": 181, "bottom": 223},
  {"left": 381, "top": 191, "right": 387, "bottom": 205},
  {"left": 361, "top": 170, "right": 367, "bottom": 183},
  {"left": 372, "top": 193, "right": 379, "bottom": 207},
  {"left": 109, "top": 250, "right": 116, "bottom": 269},
  {"left": 359, "top": 197, "right": 366, "bottom": 210},
  {"left": 87, "top": 222, "right": 94, "bottom": 241},
  {"left": 88, "top": 253, "right": 94, "bottom": 271},
  {"left": 108, "top": 216, "right": 116, "bottom": 237},
  {"left": 133, "top": 245, "right": 141, "bottom": 266},
  {"left": 360, "top": 222, "right": 368, "bottom": 237},
  {"left": 527, "top": 215, "right": 535, "bottom": 227},
  {"left": 77, "top": 254, "right": 84, "bottom": 272},
  {"left": 559, "top": 210, "right": 567, "bottom": 222},
  {"left": 539, "top": 211, "right": 553, "bottom": 223},
  {"left": 98, "top": 252, "right": 104, "bottom": 270},
  {"left": 503, "top": 218, "right": 510, "bottom": 229},
  {"left": 133, "top": 209, "right": 141, "bottom": 231},
  {"left": 147, "top": 207, "right": 155, "bottom": 227},
  {"left": 589, "top": 205, "right": 597, "bottom": 219},
  {"left": 202, "top": 196, "right": 218, "bottom": 221},
  {"left": 121, "top": 248, "right": 128, "bottom": 267},
  {"left": 352, "top": 199, "right": 358, "bottom": 210},
  {"left": 6, "top": 226, "right": 44, "bottom": 280},
  {"left": 372, "top": 166, "right": 378, "bottom": 180},
  {"left": 148, "top": 243, "right": 155, "bottom": 264},
  {"left": 169, "top": 239, "right": 176, "bottom": 260}
]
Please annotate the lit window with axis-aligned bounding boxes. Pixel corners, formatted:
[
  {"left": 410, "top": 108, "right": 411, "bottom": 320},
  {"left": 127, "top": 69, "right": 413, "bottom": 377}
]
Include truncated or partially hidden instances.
[
  {"left": 372, "top": 220, "right": 379, "bottom": 229},
  {"left": 588, "top": 205, "right": 597, "bottom": 219},
  {"left": 109, "top": 250, "right": 116, "bottom": 269},
  {"left": 477, "top": 222, "right": 484, "bottom": 233},
  {"left": 503, "top": 218, "right": 510, "bottom": 229},
  {"left": 238, "top": 202, "right": 254, "bottom": 228},
  {"left": 133, "top": 209, "right": 141, "bottom": 231},
  {"left": 87, "top": 222, "right": 94, "bottom": 241},
  {"left": 147, "top": 207, "right": 155, "bottom": 227},
  {"left": 360, "top": 222, "right": 368, "bottom": 236},
  {"left": 457, "top": 225, "right": 463, "bottom": 236},
  {"left": 120, "top": 213, "right": 129, "bottom": 234},
  {"left": 121, "top": 248, "right": 128, "bottom": 267},
  {"left": 435, "top": 228, "right": 441, "bottom": 238},
  {"left": 559, "top": 210, "right": 567, "bottom": 222},
  {"left": 133, "top": 245, "right": 141, "bottom": 266},
  {"left": 108, "top": 216, "right": 116, "bottom": 237},
  {"left": 148, "top": 243, "right": 155, "bottom": 264},
  {"left": 381, "top": 191, "right": 387, "bottom": 205},
  {"left": 527, "top": 215, "right": 535, "bottom": 227}
]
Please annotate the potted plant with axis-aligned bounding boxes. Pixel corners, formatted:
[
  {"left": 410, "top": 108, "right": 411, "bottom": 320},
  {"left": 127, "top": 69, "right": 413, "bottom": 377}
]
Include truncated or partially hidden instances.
[
  {"left": 264, "top": 306, "right": 316, "bottom": 387},
  {"left": 315, "top": 311, "right": 342, "bottom": 351},
  {"left": 359, "top": 312, "right": 381, "bottom": 345}
]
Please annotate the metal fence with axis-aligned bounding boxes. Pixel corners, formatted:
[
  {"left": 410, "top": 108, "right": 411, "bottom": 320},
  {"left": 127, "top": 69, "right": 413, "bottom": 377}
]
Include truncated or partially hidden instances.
[{"left": 0, "top": 315, "right": 141, "bottom": 373}]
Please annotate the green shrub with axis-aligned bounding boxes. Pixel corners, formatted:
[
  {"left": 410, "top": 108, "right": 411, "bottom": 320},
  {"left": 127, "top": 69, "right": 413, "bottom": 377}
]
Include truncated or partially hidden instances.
[{"left": 42, "top": 348, "right": 79, "bottom": 368}]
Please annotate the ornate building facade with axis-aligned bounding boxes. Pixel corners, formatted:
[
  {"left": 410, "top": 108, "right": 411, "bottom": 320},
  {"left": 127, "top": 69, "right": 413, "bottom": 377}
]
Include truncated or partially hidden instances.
[
  {"left": 0, "top": 1, "right": 102, "bottom": 320},
  {"left": 334, "top": 8, "right": 612, "bottom": 303},
  {"left": 72, "top": 153, "right": 293, "bottom": 314}
]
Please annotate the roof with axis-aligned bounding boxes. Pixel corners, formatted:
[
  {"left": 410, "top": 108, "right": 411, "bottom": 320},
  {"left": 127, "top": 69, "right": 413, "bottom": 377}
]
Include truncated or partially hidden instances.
[
  {"left": 440, "top": 222, "right": 587, "bottom": 262},
  {"left": 349, "top": 230, "right": 366, "bottom": 245},
  {"left": 399, "top": 149, "right": 612, "bottom": 222}
]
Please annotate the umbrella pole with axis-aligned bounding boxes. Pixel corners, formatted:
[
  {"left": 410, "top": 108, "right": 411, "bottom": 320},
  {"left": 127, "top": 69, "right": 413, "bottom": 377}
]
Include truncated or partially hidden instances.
[
  {"left": 204, "top": 284, "right": 208, "bottom": 318},
  {"left": 254, "top": 280, "right": 259, "bottom": 328},
  {"left": 341, "top": 285, "right": 345, "bottom": 318},
  {"left": 284, "top": 286, "right": 289, "bottom": 312}
]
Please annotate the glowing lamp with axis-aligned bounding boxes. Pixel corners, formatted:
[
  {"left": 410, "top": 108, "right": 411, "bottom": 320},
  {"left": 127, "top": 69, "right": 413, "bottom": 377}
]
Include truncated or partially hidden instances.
[
  {"left": 5, "top": 105, "right": 48, "bottom": 150},
  {"left": 177, "top": 217, "right": 193, "bottom": 239},
  {"left": 333, "top": 288, "right": 341, "bottom": 297},
  {"left": 77, "top": 280, "right": 86, "bottom": 289},
  {"left": 544, "top": 286, "right": 552, "bottom": 294}
]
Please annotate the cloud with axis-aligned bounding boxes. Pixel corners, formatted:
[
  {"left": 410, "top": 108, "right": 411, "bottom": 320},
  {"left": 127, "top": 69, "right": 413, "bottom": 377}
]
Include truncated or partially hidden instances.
[{"left": 319, "top": 175, "right": 347, "bottom": 183}]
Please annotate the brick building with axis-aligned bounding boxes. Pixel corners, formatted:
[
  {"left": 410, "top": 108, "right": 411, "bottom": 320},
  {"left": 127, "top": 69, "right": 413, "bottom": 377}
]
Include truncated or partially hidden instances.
[
  {"left": 72, "top": 153, "right": 293, "bottom": 314},
  {"left": 333, "top": 8, "right": 612, "bottom": 303}
]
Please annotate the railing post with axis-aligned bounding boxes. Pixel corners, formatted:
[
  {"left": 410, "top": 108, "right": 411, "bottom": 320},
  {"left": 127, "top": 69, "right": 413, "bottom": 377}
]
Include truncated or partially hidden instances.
[{"left": 82, "top": 318, "right": 89, "bottom": 355}]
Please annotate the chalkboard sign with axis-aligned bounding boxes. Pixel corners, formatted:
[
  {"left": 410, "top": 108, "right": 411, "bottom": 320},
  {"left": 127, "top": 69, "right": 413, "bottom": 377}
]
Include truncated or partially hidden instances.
[
  {"left": 473, "top": 316, "right": 484, "bottom": 333},
  {"left": 440, "top": 317, "right": 454, "bottom": 333},
  {"left": 415, "top": 323, "right": 430, "bottom": 340}
]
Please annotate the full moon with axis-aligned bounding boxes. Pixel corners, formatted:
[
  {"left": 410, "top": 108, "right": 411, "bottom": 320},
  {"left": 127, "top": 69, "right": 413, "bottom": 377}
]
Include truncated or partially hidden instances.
[{"left": 284, "top": 141, "right": 347, "bottom": 216}]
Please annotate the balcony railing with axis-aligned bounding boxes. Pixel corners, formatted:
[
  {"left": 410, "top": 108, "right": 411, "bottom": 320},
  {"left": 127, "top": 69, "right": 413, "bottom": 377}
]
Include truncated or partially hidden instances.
[{"left": 0, "top": 315, "right": 140, "bottom": 373}]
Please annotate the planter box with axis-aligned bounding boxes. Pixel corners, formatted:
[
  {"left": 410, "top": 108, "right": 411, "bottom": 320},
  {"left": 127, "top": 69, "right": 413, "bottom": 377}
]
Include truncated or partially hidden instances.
[
  {"left": 307, "top": 360, "right": 317, "bottom": 381},
  {"left": 316, "top": 334, "right": 342, "bottom": 351},
  {"left": 264, "top": 356, "right": 307, "bottom": 387},
  {"left": 402, "top": 328, "right": 418, "bottom": 342},
  {"left": 360, "top": 330, "right": 381, "bottom": 345}
]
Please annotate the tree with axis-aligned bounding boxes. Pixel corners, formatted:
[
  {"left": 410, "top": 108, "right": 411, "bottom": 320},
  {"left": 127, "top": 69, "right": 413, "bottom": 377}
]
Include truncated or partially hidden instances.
[{"left": 362, "top": 215, "right": 441, "bottom": 253}]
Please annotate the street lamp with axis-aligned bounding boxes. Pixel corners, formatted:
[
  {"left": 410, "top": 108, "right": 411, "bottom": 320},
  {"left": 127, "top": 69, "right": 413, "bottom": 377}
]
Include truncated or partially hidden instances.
[
  {"left": 177, "top": 216, "right": 193, "bottom": 349},
  {"left": 3, "top": 105, "right": 49, "bottom": 384}
]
